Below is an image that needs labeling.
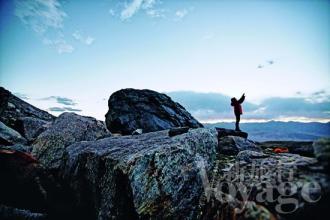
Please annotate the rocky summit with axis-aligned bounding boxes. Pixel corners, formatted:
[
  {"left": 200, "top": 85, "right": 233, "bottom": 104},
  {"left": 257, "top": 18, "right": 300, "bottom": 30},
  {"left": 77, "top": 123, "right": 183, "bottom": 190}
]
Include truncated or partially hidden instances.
[
  {"left": 105, "top": 88, "right": 203, "bottom": 135},
  {"left": 0, "top": 87, "right": 329, "bottom": 220}
]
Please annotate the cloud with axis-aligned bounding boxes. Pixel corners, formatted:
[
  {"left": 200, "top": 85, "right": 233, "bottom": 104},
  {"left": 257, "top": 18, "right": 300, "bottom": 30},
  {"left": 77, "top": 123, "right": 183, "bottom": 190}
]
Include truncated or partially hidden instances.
[
  {"left": 257, "top": 59, "right": 275, "bottom": 69},
  {"left": 72, "top": 31, "right": 95, "bottom": 45},
  {"left": 109, "top": 9, "right": 116, "bottom": 16},
  {"left": 14, "top": 92, "right": 29, "bottom": 100},
  {"left": 121, "top": 0, "right": 144, "bottom": 20},
  {"left": 14, "top": 0, "right": 66, "bottom": 34},
  {"left": 175, "top": 9, "right": 188, "bottom": 19},
  {"left": 40, "top": 96, "right": 76, "bottom": 106},
  {"left": 146, "top": 9, "right": 166, "bottom": 18},
  {"left": 14, "top": 0, "right": 74, "bottom": 54},
  {"left": 43, "top": 38, "right": 74, "bottom": 54},
  {"left": 167, "top": 91, "right": 330, "bottom": 122},
  {"left": 120, "top": 0, "right": 160, "bottom": 20},
  {"left": 48, "top": 107, "right": 82, "bottom": 112}
]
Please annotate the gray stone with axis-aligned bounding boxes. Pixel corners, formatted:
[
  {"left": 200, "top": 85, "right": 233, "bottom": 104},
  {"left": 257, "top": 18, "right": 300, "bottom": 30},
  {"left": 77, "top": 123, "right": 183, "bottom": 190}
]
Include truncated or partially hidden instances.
[
  {"left": 105, "top": 89, "right": 203, "bottom": 135},
  {"left": 59, "top": 128, "right": 218, "bottom": 219},
  {"left": 0, "top": 87, "right": 54, "bottom": 130},
  {"left": 14, "top": 117, "right": 51, "bottom": 142},
  {"left": 236, "top": 150, "right": 268, "bottom": 163},
  {"left": 0, "top": 121, "right": 27, "bottom": 146},
  {"left": 218, "top": 135, "right": 261, "bottom": 155},
  {"left": 32, "top": 112, "right": 110, "bottom": 170},
  {"left": 313, "top": 138, "right": 330, "bottom": 171}
]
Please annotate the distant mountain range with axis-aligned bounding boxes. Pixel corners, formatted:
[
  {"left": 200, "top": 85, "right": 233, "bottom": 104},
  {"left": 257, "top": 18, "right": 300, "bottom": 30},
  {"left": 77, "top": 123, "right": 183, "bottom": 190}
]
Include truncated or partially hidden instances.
[{"left": 205, "top": 121, "right": 330, "bottom": 142}]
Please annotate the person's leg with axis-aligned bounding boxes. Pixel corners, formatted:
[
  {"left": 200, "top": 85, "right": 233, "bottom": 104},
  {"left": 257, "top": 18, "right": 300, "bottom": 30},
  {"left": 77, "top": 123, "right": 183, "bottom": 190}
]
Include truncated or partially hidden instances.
[{"left": 235, "top": 114, "right": 241, "bottom": 131}]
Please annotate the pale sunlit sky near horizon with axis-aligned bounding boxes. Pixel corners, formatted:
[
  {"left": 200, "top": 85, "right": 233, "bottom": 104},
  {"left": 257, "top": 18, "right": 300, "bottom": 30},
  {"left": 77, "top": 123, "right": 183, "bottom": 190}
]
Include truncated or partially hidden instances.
[{"left": 0, "top": 0, "right": 329, "bottom": 122}]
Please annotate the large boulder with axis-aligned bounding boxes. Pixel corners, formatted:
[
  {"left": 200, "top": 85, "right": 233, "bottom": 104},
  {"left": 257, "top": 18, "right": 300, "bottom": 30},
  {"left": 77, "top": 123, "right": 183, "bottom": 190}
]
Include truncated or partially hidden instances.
[
  {"left": 0, "top": 87, "right": 54, "bottom": 130},
  {"left": 58, "top": 128, "right": 218, "bottom": 219},
  {"left": 0, "top": 121, "right": 27, "bottom": 146},
  {"left": 105, "top": 89, "right": 203, "bottom": 135},
  {"left": 32, "top": 112, "right": 110, "bottom": 170}
]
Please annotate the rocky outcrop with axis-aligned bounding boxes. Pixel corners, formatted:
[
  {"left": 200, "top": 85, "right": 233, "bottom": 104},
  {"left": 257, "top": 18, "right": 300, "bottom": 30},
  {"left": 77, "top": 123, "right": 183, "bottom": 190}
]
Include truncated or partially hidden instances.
[
  {"left": 313, "top": 138, "right": 330, "bottom": 171},
  {"left": 105, "top": 89, "right": 203, "bottom": 135},
  {"left": 216, "top": 127, "right": 248, "bottom": 139},
  {"left": 218, "top": 136, "right": 261, "bottom": 155},
  {"left": 32, "top": 112, "right": 110, "bottom": 170},
  {"left": 201, "top": 149, "right": 330, "bottom": 220},
  {"left": 1, "top": 87, "right": 329, "bottom": 220},
  {"left": 59, "top": 128, "right": 218, "bottom": 219},
  {"left": 0, "top": 121, "right": 27, "bottom": 146},
  {"left": 0, "top": 87, "right": 54, "bottom": 130},
  {"left": 14, "top": 117, "right": 51, "bottom": 143}
]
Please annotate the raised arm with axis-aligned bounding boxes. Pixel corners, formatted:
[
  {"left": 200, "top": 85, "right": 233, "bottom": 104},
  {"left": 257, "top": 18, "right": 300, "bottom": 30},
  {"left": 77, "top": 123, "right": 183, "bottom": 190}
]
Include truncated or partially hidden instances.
[{"left": 238, "top": 93, "right": 245, "bottom": 104}]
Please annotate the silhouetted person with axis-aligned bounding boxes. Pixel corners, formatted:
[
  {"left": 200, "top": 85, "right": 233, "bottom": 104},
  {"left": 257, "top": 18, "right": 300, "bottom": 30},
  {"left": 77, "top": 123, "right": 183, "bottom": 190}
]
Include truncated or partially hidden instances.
[{"left": 231, "top": 93, "right": 245, "bottom": 131}]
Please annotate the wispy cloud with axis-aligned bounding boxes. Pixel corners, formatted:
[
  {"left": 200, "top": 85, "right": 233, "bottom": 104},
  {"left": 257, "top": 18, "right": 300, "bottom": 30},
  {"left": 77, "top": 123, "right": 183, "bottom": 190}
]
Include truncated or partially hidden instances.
[
  {"left": 40, "top": 96, "right": 76, "bottom": 106},
  {"left": 48, "top": 106, "right": 82, "bottom": 112},
  {"left": 109, "top": 9, "right": 116, "bottom": 16},
  {"left": 146, "top": 9, "right": 166, "bottom": 18},
  {"left": 305, "top": 90, "right": 330, "bottom": 104},
  {"left": 121, "top": 0, "right": 144, "bottom": 20},
  {"left": 14, "top": 0, "right": 66, "bottom": 34},
  {"left": 257, "top": 59, "right": 275, "bottom": 69},
  {"left": 120, "top": 0, "right": 160, "bottom": 20},
  {"left": 14, "top": 0, "right": 74, "bottom": 54},
  {"left": 43, "top": 37, "right": 74, "bottom": 54},
  {"left": 72, "top": 31, "right": 95, "bottom": 45},
  {"left": 175, "top": 9, "right": 188, "bottom": 19}
]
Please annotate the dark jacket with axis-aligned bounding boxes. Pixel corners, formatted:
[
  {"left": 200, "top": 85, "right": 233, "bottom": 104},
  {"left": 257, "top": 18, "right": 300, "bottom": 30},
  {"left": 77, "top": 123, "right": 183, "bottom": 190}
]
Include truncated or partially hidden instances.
[{"left": 231, "top": 95, "right": 245, "bottom": 115}]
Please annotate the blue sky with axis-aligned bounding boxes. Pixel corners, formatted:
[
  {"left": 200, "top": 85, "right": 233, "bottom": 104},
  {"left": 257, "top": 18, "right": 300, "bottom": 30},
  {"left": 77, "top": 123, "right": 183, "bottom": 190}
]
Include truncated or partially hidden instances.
[{"left": 0, "top": 0, "right": 329, "bottom": 122}]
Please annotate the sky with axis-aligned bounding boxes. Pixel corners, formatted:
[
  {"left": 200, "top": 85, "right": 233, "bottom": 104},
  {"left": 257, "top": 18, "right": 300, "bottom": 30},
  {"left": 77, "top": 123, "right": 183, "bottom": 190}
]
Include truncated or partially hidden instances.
[{"left": 0, "top": 0, "right": 329, "bottom": 122}]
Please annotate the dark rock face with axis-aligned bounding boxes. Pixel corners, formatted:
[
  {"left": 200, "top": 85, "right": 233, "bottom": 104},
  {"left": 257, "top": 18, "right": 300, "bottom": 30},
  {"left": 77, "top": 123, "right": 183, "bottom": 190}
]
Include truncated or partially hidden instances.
[
  {"left": 0, "top": 87, "right": 54, "bottom": 130},
  {"left": 0, "top": 204, "right": 46, "bottom": 220},
  {"left": 168, "top": 126, "right": 190, "bottom": 137},
  {"left": 218, "top": 136, "right": 261, "bottom": 155},
  {"left": 59, "top": 128, "right": 218, "bottom": 219},
  {"left": 0, "top": 121, "right": 27, "bottom": 146},
  {"left": 0, "top": 149, "right": 49, "bottom": 213},
  {"left": 105, "top": 89, "right": 203, "bottom": 135},
  {"left": 216, "top": 127, "right": 248, "bottom": 139},
  {"left": 32, "top": 112, "right": 110, "bottom": 170},
  {"left": 14, "top": 117, "right": 51, "bottom": 143}
]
